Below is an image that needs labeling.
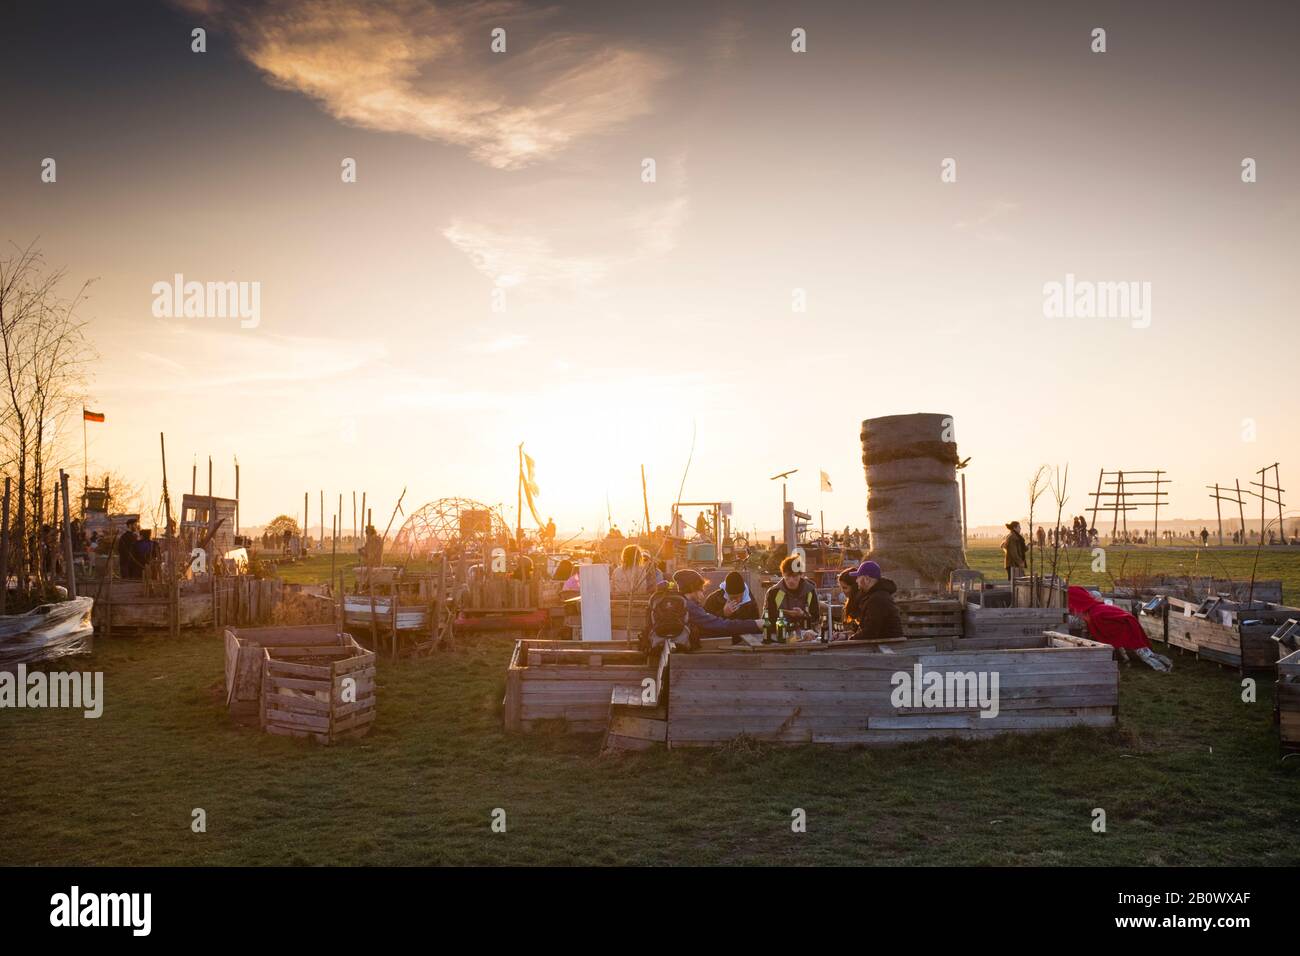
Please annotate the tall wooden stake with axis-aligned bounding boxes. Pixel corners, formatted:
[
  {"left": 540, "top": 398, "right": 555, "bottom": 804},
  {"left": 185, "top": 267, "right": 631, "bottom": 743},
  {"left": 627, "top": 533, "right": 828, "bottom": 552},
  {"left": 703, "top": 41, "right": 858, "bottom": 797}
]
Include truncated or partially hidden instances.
[
  {"left": 160, "top": 433, "right": 172, "bottom": 531},
  {"left": 0, "top": 476, "right": 9, "bottom": 614},
  {"left": 60, "top": 470, "right": 77, "bottom": 599}
]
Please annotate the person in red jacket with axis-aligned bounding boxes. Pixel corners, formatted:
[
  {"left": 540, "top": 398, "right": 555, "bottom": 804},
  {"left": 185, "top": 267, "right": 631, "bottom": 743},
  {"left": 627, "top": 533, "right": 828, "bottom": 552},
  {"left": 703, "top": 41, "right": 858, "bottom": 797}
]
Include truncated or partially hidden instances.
[{"left": 1067, "top": 586, "right": 1172, "bottom": 671}]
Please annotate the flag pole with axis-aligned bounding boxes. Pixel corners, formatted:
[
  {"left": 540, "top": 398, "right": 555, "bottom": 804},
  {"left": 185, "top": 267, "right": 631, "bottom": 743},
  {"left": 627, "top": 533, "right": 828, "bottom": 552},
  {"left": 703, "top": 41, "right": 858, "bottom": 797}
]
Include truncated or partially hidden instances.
[
  {"left": 82, "top": 408, "right": 88, "bottom": 491},
  {"left": 516, "top": 443, "right": 524, "bottom": 553}
]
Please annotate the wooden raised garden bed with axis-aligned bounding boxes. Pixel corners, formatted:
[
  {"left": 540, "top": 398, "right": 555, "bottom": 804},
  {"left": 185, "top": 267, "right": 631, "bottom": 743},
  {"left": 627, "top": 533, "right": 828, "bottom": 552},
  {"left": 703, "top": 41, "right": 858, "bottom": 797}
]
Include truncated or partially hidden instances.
[
  {"left": 504, "top": 639, "right": 657, "bottom": 733},
  {"left": 1151, "top": 597, "right": 1298, "bottom": 672},
  {"left": 224, "top": 624, "right": 376, "bottom": 743},
  {"left": 1276, "top": 647, "right": 1300, "bottom": 752},
  {"left": 664, "top": 632, "right": 1115, "bottom": 747}
]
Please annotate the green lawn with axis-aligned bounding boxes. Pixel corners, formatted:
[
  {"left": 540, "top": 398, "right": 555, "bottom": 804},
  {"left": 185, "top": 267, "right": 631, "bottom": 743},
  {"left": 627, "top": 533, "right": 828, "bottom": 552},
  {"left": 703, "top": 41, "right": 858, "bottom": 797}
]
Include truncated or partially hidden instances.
[
  {"left": 965, "top": 544, "right": 1300, "bottom": 601},
  {"left": 3, "top": 608, "right": 1298, "bottom": 865}
]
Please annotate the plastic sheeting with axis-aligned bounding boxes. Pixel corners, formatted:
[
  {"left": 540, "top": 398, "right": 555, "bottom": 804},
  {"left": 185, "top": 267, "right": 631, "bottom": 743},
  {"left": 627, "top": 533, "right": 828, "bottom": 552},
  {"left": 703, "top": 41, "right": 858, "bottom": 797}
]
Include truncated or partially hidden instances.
[{"left": 0, "top": 597, "right": 94, "bottom": 669}]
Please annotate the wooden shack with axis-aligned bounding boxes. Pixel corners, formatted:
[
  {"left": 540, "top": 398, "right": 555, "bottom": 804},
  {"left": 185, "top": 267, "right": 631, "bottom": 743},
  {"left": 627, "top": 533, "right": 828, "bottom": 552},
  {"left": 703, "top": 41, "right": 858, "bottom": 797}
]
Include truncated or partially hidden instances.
[{"left": 181, "top": 493, "right": 239, "bottom": 560}]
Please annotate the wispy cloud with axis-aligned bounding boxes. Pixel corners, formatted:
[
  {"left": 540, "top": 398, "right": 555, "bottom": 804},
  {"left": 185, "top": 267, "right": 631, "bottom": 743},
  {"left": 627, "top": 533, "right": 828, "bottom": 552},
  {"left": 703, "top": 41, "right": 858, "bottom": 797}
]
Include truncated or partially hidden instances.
[
  {"left": 184, "top": 0, "right": 673, "bottom": 169},
  {"left": 953, "top": 199, "right": 1021, "bottom": 243},
  {"left": 444, "top": 194, "right": 690, "bottom": 292}
]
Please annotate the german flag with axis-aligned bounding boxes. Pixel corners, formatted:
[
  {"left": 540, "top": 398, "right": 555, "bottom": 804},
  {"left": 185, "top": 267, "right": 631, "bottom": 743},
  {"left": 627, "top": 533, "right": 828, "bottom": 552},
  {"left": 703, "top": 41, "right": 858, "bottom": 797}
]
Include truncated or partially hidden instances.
[{"left": 83, "top": 409, "right": 105, "bottom": 423}]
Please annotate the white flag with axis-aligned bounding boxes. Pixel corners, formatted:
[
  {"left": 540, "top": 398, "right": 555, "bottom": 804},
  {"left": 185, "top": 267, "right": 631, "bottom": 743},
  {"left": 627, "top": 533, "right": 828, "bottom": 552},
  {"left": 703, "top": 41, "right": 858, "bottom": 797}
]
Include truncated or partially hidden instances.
[{"left": 820, "top": 470, "right": 833, "bottom": 492}]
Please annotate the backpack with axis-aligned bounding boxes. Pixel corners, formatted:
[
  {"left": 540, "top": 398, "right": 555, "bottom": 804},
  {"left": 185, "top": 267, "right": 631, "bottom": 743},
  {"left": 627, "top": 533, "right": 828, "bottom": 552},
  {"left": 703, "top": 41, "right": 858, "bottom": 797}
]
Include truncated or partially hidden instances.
[{"left": 649, "top": 583, "right": 689, "bottom": 639}]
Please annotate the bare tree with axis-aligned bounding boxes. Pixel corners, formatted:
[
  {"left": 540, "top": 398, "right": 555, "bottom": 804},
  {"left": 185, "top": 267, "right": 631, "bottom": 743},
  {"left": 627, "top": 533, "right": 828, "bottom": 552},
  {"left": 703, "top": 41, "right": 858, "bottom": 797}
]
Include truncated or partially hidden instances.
[
  {"left": 1046, "top": 464, "right": 1070, "bottom": 606},
  {"left": 0, "top": 241, "right": 96, "bottom": 596},
  {"left": 1025, "top": 465, "right": 1049, "bottom": 606}
]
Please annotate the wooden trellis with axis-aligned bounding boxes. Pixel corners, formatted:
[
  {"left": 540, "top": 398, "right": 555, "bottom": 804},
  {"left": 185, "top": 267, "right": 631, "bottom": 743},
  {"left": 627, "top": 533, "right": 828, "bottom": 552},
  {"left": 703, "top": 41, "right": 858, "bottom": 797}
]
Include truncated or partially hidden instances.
[
  {"left": 1247, "top": 463, "right": 1285, "bottom": 542},
  {"left": 1206, "top": 480, "right": 1249, "bottom": 546},
  {"left": 1087, "top": 469, "right": 1169, "bottom": 541}
]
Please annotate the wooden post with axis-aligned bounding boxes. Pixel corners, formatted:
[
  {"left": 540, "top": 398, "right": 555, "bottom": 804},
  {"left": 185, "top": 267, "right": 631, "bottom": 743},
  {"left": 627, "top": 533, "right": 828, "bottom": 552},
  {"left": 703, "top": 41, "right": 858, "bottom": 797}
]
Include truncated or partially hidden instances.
[
  {"left": 320, "top": 490, "right": 325, "bottom": 553},
  {"left": 352, "top": 491, "right": 357, "bottom": 544},
  {"left": 1214, "top": 483, "right": 1223, "bottom": 547},
  {"left": 1236, "top": 479, "right": 1246, "bottom": 546},
  {"left": 641, "top": 464, "right": 651, "bottom": 549},
  {"left": 1089, "top": 468, "right": 1103, "bottom": 537},
  {"left": 960, "top": 472, "right": 968, "bottom": 550},
  {"left": 60, "top": 470, "right": 77, "bottom": 599},
  {"left": 208, "top": 455, "right": 212, "bottom": 498},
  {"left": 160, "top": 433, "right": 172, "bottom": 531},
  {"left": 330, "top": 515, "right": 338, "bottom": 598},
  {"left": 0, "top": 476, "right": 9, "bottom": 615},
  {"left": 234, "top": 458, "right": 240, "bottom": 537},
  {"left": 303, "top": 492, "right": 309, "bottom": 555}
]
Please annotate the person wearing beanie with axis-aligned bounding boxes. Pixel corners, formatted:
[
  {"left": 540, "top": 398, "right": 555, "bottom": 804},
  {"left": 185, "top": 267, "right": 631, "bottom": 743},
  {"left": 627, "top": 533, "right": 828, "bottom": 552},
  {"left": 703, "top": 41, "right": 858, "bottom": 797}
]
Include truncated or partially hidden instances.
[
  {"left": 703, "top": 570, "right": 760, "bottom": 620},
  {"left": 763, "top": 554, "right": 821, "bottom": 631},
  {"left": 848, "top": 559, "right": 903, "bottom": 642},
  {"left": 672, "top": 568, "right": 763, "bottom": 641}
]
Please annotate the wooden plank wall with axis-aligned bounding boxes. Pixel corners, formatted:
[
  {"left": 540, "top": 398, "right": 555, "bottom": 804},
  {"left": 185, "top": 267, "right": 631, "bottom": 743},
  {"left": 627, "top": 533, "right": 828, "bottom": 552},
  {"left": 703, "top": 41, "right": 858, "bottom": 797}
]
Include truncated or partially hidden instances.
[
  {"left": 1278, "top": 649, "right": 1300, "bottom": 752},
  {"left": 665, "top": 633, "right": 1117, "bottom": 747},
  {"left": 963, "top": 605, "right": 1068, "bottom": 640},
  {"left": 505, "top": 639, "right": 654, "bottom": 733}
]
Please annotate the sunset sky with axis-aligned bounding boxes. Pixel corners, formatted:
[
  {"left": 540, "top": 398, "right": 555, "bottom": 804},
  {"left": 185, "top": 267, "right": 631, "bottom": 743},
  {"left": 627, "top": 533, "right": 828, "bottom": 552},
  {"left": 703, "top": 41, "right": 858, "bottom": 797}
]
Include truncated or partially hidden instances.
[{"left": 2, "top": 0, "right": 1297, "bottom": 538}]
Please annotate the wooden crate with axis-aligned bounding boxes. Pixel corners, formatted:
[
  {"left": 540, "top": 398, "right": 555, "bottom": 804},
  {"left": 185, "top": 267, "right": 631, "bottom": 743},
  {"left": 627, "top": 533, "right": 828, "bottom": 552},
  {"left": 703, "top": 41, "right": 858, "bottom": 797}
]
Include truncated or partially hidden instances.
[
  {"left": 665, "top": 631, "right": 1117, "bottom": 748},
  {"left": 225, "top": 625, "right": 350, "bottom": 725},
  {"left": 1161, "top": 598, "right": 1295, "bottom": 672},
  {"left": 1277, "top": 648, "right": 1300, "bottom": 752},
  {"left": 224, "top": 625, "right": 375, "bottom": 742},
  {"left": 504, "top": 639, "right": 656, "bottom": 734},
  {"left": 898, "top": 598, "right": 963, "bottom": 638},
  {"left": 963, "top": 604, "right": 1067, "bottom": 639},
  {"left": 261, "top": 633, "right": 376, "bottom": 744}
]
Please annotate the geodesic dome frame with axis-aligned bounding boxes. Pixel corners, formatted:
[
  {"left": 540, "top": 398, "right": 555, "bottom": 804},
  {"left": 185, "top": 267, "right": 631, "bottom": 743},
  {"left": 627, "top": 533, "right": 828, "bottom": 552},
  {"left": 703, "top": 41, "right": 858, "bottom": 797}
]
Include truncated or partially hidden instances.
[{"left": 391, "top": 497, "right": 512, "bottom": 559}]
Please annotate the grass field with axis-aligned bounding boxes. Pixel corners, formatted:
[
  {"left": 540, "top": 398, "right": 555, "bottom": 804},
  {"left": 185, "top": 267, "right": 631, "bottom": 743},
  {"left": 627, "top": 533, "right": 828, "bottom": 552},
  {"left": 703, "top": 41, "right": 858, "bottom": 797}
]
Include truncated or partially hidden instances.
[{"left": 2, "top": 547, "right": 1297, "bottom": 866}]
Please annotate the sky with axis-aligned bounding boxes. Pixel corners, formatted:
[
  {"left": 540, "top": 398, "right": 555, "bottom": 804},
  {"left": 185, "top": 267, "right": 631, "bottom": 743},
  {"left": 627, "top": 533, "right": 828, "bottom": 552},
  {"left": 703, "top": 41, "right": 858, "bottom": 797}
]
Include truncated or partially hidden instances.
[{"left": 2, "top": 0, "right": 1298, "bottom": 539}]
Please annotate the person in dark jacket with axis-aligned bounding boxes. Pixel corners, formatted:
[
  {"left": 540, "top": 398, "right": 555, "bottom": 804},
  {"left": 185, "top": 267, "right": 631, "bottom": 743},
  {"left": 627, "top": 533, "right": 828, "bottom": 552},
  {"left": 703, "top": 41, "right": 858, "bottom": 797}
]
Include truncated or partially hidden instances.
[
  {"left": 674, "top": 569, "right": 762, "bottom": 641},
  {"left": 703, "top": 570, "right": 760, "bottom": 620},
  {"left": 849, "top": 560, "right": 903, "bottom": 642},
  {"left": 117, "top": 520, "right": 141, "bottom": 579},
  {"left": 763, "top": 555, "right": 820, "bottom": 628}
]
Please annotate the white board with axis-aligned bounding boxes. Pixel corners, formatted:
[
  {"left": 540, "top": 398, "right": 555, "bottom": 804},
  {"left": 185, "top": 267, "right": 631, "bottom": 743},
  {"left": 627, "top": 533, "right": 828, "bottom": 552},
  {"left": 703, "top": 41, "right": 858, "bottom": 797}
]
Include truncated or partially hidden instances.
[{"left": 579, "top": 563, "right": 612, "bottom": 641}]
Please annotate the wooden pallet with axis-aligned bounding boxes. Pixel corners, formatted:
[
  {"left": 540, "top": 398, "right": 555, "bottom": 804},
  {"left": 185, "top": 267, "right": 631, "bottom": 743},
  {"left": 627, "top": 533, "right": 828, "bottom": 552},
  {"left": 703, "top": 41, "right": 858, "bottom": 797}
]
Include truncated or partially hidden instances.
[{"left": 899, "top": 599, "right": 964, "bottom": 638}]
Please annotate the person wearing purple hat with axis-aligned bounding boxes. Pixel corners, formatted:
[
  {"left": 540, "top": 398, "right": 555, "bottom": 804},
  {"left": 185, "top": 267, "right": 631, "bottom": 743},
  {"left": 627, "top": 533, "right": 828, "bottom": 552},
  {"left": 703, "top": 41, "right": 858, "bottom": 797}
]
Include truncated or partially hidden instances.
[{"left": 849, "top": 560, "right": 903, "bottom": 642}]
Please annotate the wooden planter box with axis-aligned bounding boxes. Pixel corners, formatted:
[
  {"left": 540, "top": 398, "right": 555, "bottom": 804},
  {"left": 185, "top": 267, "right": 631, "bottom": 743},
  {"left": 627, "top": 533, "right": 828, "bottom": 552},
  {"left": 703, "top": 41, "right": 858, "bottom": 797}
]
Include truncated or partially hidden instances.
[
  {"left": 664, "top": 632, "right": 1117, "bottom": 748},
  {"left": 1153, "top": 599, "right": 1297, "bottom": 671},
  {"left": 224, "top": 625, "right": 376, "bottom": 743},
  {"left": 1277, "top": 648, "right": 1300, "bottom": 752},
  {"left": 963, "top": 603, "right": 1067, "bottom": 640},
  {"left": 504, "top": 639, "right": 656, "bottom": 733},
  {"left": 899, "top": 599, "right": 963, "bottom": 638}
]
